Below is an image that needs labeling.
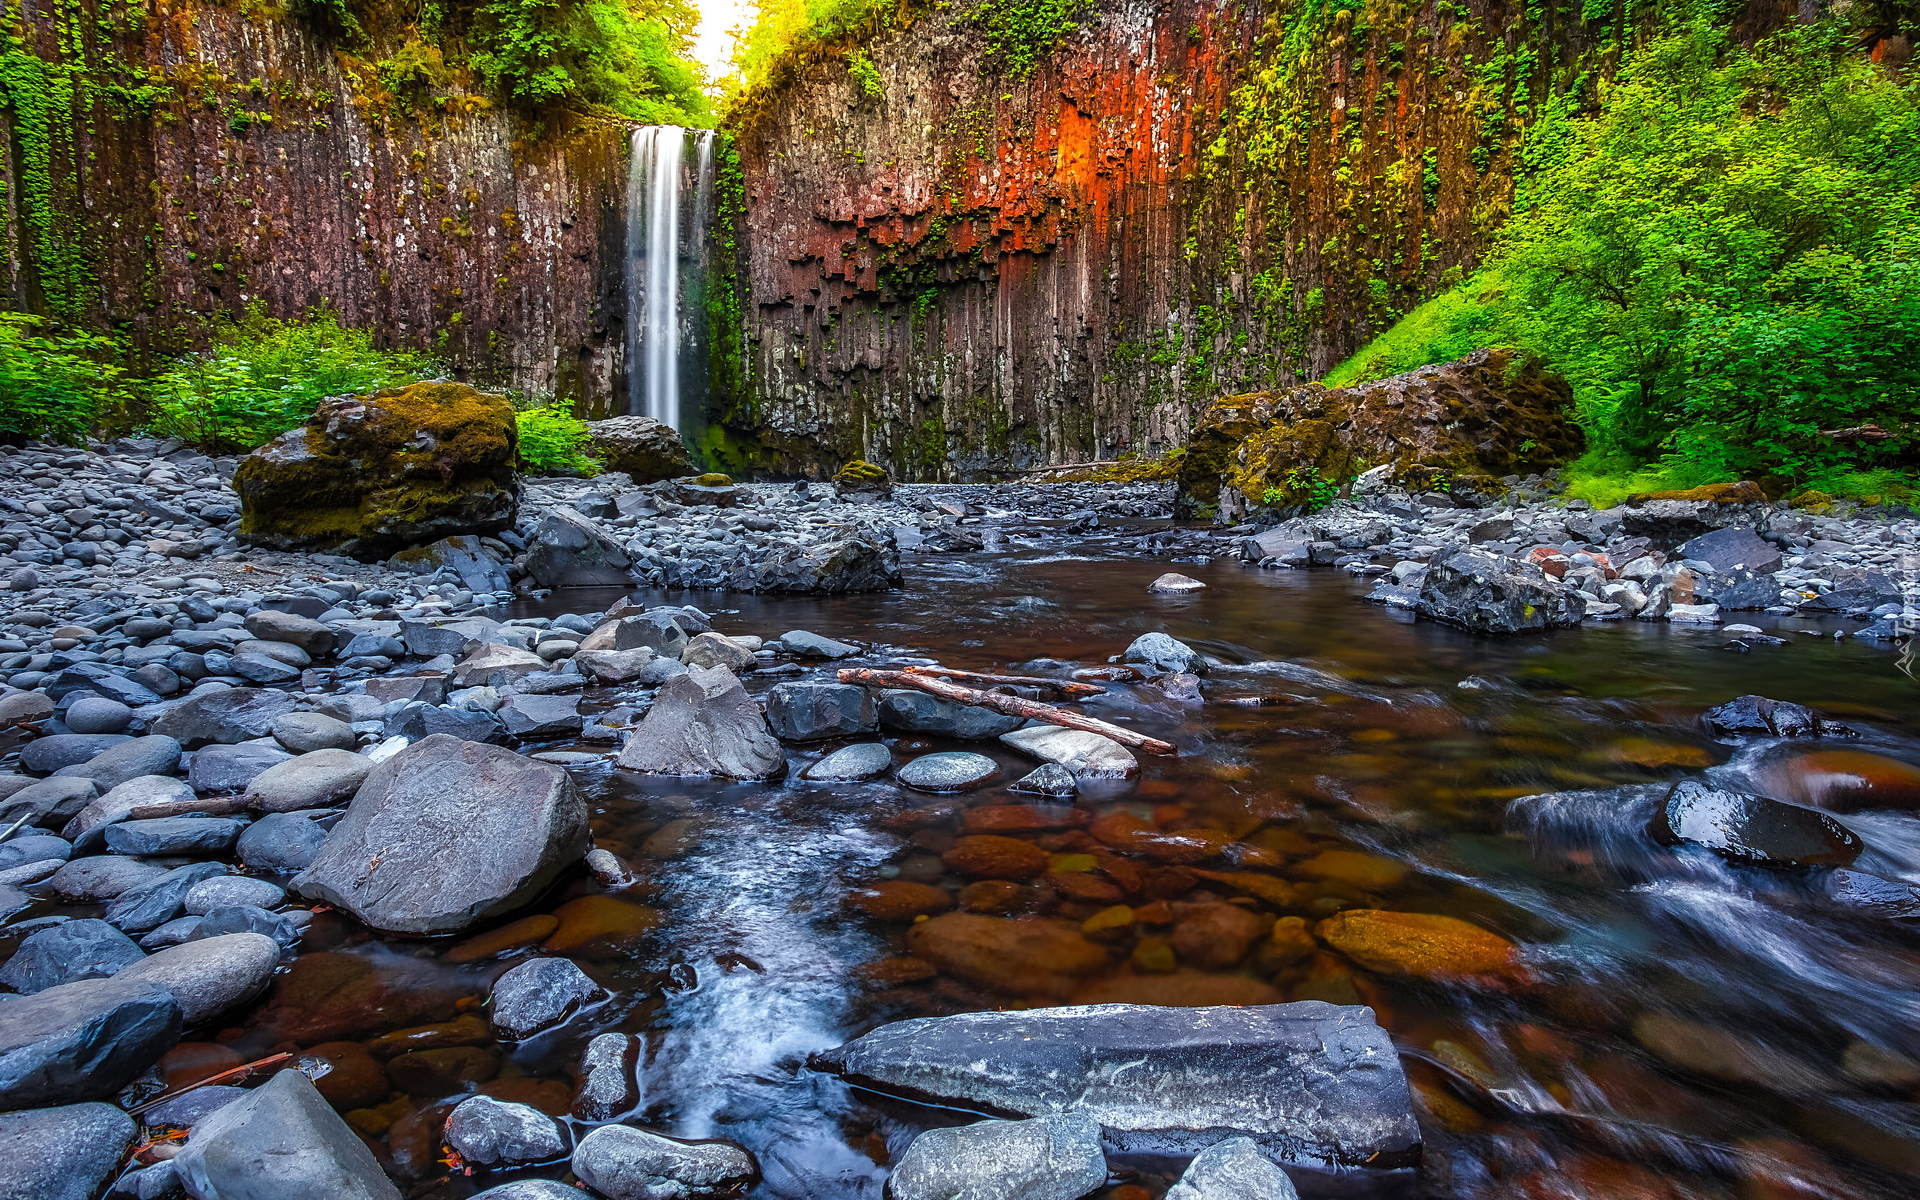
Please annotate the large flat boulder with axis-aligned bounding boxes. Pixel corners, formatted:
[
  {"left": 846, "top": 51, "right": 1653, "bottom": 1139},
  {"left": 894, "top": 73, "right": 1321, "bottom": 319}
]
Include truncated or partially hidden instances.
[
  {"left": 233, "top": 381, "right": 519, "bottom": 561},
  {"left": 615, "top": 665, "right": 784, "bottom": 779},
  {"left": 0, "top": 1102, "right": 137, "bottom": 1200},
  {"left": 522, "top": 507, "right": 632, "bottom": 588},
  {"left": 292, "top": 735, "right": 588, "bottom": 934},
  {"left": 172, "top": 1068, "right": 402, "bottom": 1200},
  {"left": 586, "top": 415, "right": 693, "bottom": 483},
  {"left": 811, "top": 1002, "right": 1419, "bottom": 1169},
  {"left": 151, "top": 688, "right": 301, "bottom": 748},
  {"left": 1415, "top": 549, "right": 1584, "bottom": 634},
  {"left": 0, "top": 976, "right": 181, "bottom": 1110}
]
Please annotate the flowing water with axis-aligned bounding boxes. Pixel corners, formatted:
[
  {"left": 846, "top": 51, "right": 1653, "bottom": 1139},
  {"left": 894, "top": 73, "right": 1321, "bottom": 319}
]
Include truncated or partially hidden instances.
[
  {"left": 625, "top": 126, "right": 715, "bottom": 433},
  {"left": 96, "top": 522, "right": 1920, "bottom": 1197}
]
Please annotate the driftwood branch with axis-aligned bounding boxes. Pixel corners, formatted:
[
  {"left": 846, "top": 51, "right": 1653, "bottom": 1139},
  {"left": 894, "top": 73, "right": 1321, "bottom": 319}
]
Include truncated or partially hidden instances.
[
  {"left": 127, "top": 796, "right": 250, "bottom": 821},
  {"left": 838, "top": 668, "right": 1176, "bottom": 755},
  {"left": 902, "top": 665, "right": 1106, "bottom": 699}
]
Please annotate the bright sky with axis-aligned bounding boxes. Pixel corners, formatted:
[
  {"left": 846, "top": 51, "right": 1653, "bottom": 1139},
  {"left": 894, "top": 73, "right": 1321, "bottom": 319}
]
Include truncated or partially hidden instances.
[{"left": 692, "top": 0, "right": 757, "bottom": 84}]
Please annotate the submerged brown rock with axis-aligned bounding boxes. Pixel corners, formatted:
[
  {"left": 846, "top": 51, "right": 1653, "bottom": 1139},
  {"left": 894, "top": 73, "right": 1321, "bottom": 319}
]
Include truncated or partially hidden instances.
[{"left": 1178, "top": 349, "right": 1583, "bottom": 515}]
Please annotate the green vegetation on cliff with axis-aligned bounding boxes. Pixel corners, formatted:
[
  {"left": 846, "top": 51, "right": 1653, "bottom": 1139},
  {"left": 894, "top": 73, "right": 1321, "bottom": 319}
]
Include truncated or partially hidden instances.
[
  {"left": 1328, "top": 17, "right": 1920, "bottom": 499},
  {"left": 0, "top": 314, "right": 126, "bottom": 445}
]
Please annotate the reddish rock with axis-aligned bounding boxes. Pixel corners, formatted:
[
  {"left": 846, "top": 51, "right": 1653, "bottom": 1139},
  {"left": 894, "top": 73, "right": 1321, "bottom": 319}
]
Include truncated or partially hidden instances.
[
  {"left": 1167, "top": 902, "right": 1274, "bottom": 969},
  {"left": 848, "top": 880, "right": 954, "bottom": 920},
  {"left": 1773, "top": 750, "right": 1920, "bottom": 812},
  {"left": 961, "top": 804, "right": 1091, "bottom": 834},
  {"left": 1316, "top": 910, "right": 1518, "bottom": 979},
  {"left": 300, "top": 1041, "right": 391, "bottom": 1110},
  {"left": 905, "top": 913, "right": 1110, "bottom": 998},
  {"left": 941, "top": 834, "right": 1049, "bottom": 880}
]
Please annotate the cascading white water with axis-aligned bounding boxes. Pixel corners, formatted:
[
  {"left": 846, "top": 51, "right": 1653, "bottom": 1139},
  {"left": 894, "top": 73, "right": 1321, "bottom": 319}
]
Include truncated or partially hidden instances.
[{"left": 626, "top": 126, "right": 717, "bottom": 435}]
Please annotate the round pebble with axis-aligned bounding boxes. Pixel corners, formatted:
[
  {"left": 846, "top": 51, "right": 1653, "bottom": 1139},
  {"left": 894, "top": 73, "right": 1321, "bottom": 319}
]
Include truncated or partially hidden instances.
[
  {"left": 896, "top": 751, "right": 1000, "bottom": 792},
  {"left": 805, "top": 742, "right": 894, "bottom": 781},
  {"left": 184, "top": 875, "right": 287, "bottom": 916},
  {"left": 63, "top": 697, "right": 133, "bottom": 735}
]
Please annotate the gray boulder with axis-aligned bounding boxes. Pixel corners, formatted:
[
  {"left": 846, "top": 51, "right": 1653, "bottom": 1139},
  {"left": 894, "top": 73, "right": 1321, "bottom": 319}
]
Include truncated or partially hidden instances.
[
  {"left": 390, "top": 535, "right": 512, "bottom": 594},
  {"left": 64, "top": 696, "right": 132, "bottom": 735},
  {"left": 780, "top": 630, "right": 859, "bottom": 659},
  {"left": 587, "top": 612, "right": 689, "bottom": 658},
  {"left": 443, "top": 1095, "right": 567, "bottom": 1165},
  {"left": 585, "top": 415, "right": 693, "bottom": 483},
  {"left": 293, "top": 735, "right": 588, "bottom": 934},
  {"left": 490, "top": 957, "right": 600, "bottom": 1040},
  {"left": 242, "top": 749, "right": 371, "bottom": 813},
  {"left": 0, "top": 919, "right": 145, "bottom": 994},
  {"left": 804, "top": 742, "right": 893, "bottom": 782},
  {"left": 571, "top": 1032, "right": 641, "bottom": 1120},
  {"left": 46, "top": 855, "right": 170, "bottom": 901},
  {"left": 187, "top": 905, "right": 304, "bottom": 950},
  {"left": 896, "top": 751, "right": 1000, "bottom": 792},
  {"left": 1000, "top": 726, "right": 1137, "bottom": 779},
  {"left": 0, "top": 976, "right": 181, "bottom": 1109},
  {"left": 151, "top": 689, "right": 300, "bottom": 747},
  {"left": 469, "top": 1183, "right": 584, "bottom": 1200},
  {"left": 681, "top": 632, "right": 754, "bottom": 673},
  {"left": 185, "top": 875, "right": 287, "bottom": 914},
  {"left": 383, "top": 702, "right": 505, "bottom": 744},
  {"left": 103, "top": 862, "right": 230, "bottom": 933},
  {"left": 104, "top": 816, "right": 246, "bottom": 857},
  {"left": 235, "top": 812, "right": 330, "bottom": 872},
  {"left": 497, "top": 693, "right": 583, "bottom": 740},
  {"left": 171, "top": 1069, "right": 402, "bottom": 1200},
  {"left": 766, "top": 682, "right": 878, "bottom": 742},
  {"left": 0, "top": 776, "right": 96, "bottom": 826},
  {"left": 889, "top": 1114, "right": 1107, "bottom": 1200},
  {"left": 64, "top": 735, "right": 183, "bottom": 790},
  {"left": 63, "top": 774, "right": 195, "bottom": 852},
  {"left": 1415, "top": 549, "right": 1584, "bottom": 634},
  {"left": 243, "top": 610, "right": 336, "bottom": 656},
  {"left": 0, "top": 833, "right": 68, "bottom": 871},
  {"left": 575, "top": 647, "right": 656, "bottom": 684},
  {"left": 877, "top": 690, "right": 1024, "bottom": 740},
  {"left": 523, "top": 508, "right": 632, "bottom": 588},
  {"left": 113, "top": 932, "right": 282, "bottom": 1026},
  {"left": 1165, "top": 1137, "right": 1300, "bottom": 1200},
  {"left": 0, "top": 1102, "right": 137, "bottom": 1200},
  {"left": 812, "top": 1002, "right": 1419, "bottom": 1167},
  {"left": 1122, "top": 632, "right": 1206, "bottom": 676},
  {"left": 739, "top": 533, "right": 902, "bottom": 592},
  {"left": 189, "top": 742, "right": 295, "bottom": 793},
  {"left": 570, "top": 1124, "right": 758, "bottom": 1200},
  {"left": 271, "top": 712, "right": 357, "bottom": 753},
  {"left": 18, "top": 734, "right": 131, "bottom": 774},
  {"left": 616, "top": 665, "right": 785, "bottom": 779}
]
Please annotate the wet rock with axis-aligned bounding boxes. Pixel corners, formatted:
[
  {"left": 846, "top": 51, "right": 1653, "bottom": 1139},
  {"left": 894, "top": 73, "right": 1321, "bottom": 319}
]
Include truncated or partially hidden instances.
[
  {"left": 244, "top": 610, "right": 337, "bottom": 657},
  {"left": 878, "top": 690, "right": 1025, "bottom": 740},
  {"left": 586, "top": 415, "right": 694, "bottom": 482},
  {"left": 524, "top": 507, "right": 633, "bottom": 588},
  {"left": 243, "top": 749, "right": 372, "bottom": 812},
  {"left": 889, "top": 1114, "right": 1108, "bottom": 1200},
  {"left": 171, "top": 1068, "right": 403, "bottom": 1199},
  {"left": 1000, "top": 725, "right": 1138, "bottom": 779},
  {"left": 542, "top": 896, "right": 660, "bottom": 957},
  {"left": 1652, "top": 779, "right": 1862, "bottom": 867},
  {"left": 0, "top": 1102, "right": 137, "bottom": 1200},
  {"left": 470, "top": 1183, "right": 584, "bottom": 1200},
  {"left": 1618, "top": 483, "right": 1769, "bottom": 546},
  {"left": 384, "top": 702, "right": 505, "bottom": 744},
  {"left": 1122, "top": 632, "right": 1206, "bottom": 675},
  {"left": 104, "top": 816, "right": 246, "bottom": 857},
  {"left": 1165, "top": 1137, "right": 1299, "bottom": 1200},
  {"left": 1823, "top": 869, "right": 1920, "bottom": 918},
  {"left": 1772, "top": 750, "right": 1920, "bottom": 812},
  {"left": 444, "top": 1095, "right": 567, "bottom": 1166},
  {"left": 151, "top": 688, "right": 302, "bottom": 748},
  {"left": 296, "top": 1041, "right": 389, "bottom": 1110},
  {"left": 780, "top": 630, "right": 859, "bottom": 659},
  {"left": 849, "top": 880, "right": 955, "bottom": 920},
  {"left": 271, "top": 712, "right": 358, "bottom": 754},
  {"left": 19, "top": 733, "right": 131, "bottom": 774},
  {"left": 235, "top": 812, "right": 330, "bottom": 872},
  {"left": 570, "top": 1124, "right": 758, "bottom": 1200},
  {"left": 104, "top": 862, "right": 231, "bottom": 932},
  {"left": 0, "top": 918, "right": 145, "bottom": 994},
  {"left": 1168, "top": 903, "right": 1273, "bottom": 969},
  {"left": 62, "top": 775, "right": 197, "bottom": 852},
  {"left": 248, "top": 950, "right": 464, "bottom": 1046},
  {"left": 804, "top": 742, "right": 893, "bottom": 781},
  {"left": 0, "top": 976, "right": 181, "bottom": 1109},
  {"left": 185, "top": 875, "right": 286, "bottom": 914},
  {"left": 0, "top": 777, "right": 96, "bottom": 827},
  {"left": 0, "top": 833, "right": 69, "bottom": 872},
  {"left": 65, "top": 696, "right": 133, "bottom": 734},
  {"left": 681, "top": 632, "right": 754, "bottom": 673},
  {"left": 294, "top": 735, "right": 589, "bottom": 934},
  {"left": 1072, "top": 970, "right": 1283, "bottom": 1008},
  {"left": 385, "top": 1045, "right": 498, "bottom": 1094},
  {"left": 943, "top": 835, "right": 1049, "bottom": 880},
  {"left": 447, "top": 915, "right": 560, "bottom": 963},
  {"left": 113, "top": 932, "right": 282, "bottom": 1025},
  {"left": 904, "top": 913, "right": 1110, "bottom": 1000},
  {"left": 1148, "top": 572, "right": 1207, "bottom": 594},
  {"left": 814, "top": 1000, "right": 1418, "bottom": 1166},
  {"left": 1702, "top": 695, "right": 1850, "bottom": 739},
  {"left": 1009, "top": 764, "right": 1078, "bottom": 797},
  {"left": 575, "top": 648, "right": 657, "bottom": 684},
  {"left": 188, "top": 742, "right": 295, "bottom": 793},
  {"left": 0, "top": 693, "right": 53, "bottom": 725},
  {"left": 46, "top": 855, "right": 170, "bottom": 901},
  {"left": 234, "top": 381, "right": 517, "bottom": 560},
  {"left": 1414, "top": 549, "right": 1584, "bottom": 634},
  {"left": 571, "top": 1031, "right": 641, "bottom": 1120},
  {"left": 898, "top": 751, "right": 1000, "bottom": 792},
  {"left": 766, "top": 681, "right": 878, "bottom": 742},
  {"left": 615, "top": 665, "right": 785, "bottom": 779},
  {"left": 452, "top": 644, "right": 548, "bottom": 689},
  {"left": 142, "top": 1082, "right": 249, "bottom": 1128},
  {"left": 389, "top": 534, "right": 513, "bottom": 594},
  {"left": 1314, "top": 910, "right": 1516, "bottom": 978},
  {"left": 65, "top": 735, "right": 185, "bottom": 791},
  {"left": 489, "top": 957, "right": 601, "bottom": 1040}
]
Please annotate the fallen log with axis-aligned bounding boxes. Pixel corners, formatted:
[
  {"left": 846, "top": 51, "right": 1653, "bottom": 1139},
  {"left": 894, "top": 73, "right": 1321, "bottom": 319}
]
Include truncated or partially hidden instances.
[
  {"left": 903, "top": 665, "right": 1106, "bottom": 699},
  {"left": 838, "top": 668, "right": 1176, "bottom": 756},
  {"left": 127, "top": 796, "right": 250, "bottom": 821}
]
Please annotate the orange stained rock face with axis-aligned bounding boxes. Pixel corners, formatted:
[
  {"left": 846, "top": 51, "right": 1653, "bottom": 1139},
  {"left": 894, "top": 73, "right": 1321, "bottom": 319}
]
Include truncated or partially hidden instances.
[
  {"left": 445, "top": 914, "right": 560, "bottom": 963},
  {"left": 1605, "top": 737, "right": 1715, "bottom": 769},
  {"left": 942, "top": 833, "right": 1050, "bottom": 879},
  {"left": 904, "top": 912, "right": 1110, "bottom": 998},
  {"left": 847, "top": 879, "right": 954, "bottom": 920},
  {"left": 1293, "top": 849, "right": 1410, "bottom": 890},
  {"left": 1774, "top": 749, "right": 1920, "bottom": 812},
  {"left": 541, "top": 895, "right": 661, "bottom": 957},
  {"left": 1315, "top": 909, "right": 1518, "bottom": 978}
]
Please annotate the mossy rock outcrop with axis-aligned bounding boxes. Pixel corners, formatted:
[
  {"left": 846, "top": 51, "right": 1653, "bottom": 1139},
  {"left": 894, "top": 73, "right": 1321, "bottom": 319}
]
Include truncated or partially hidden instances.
[
  {"left": 234, "top": 382, "right": 519, "bottom": 561},
  {"left": 833, "top": 459, "right": 893, "bottom": 503},
  {"left": 1177, "top": 348, "right": 1584, "bottom": 517}
]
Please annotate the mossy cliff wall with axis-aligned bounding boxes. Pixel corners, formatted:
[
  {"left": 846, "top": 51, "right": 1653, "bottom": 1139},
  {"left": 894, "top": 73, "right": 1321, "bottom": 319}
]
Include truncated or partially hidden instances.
[
  {"left": 721, "top": 0, "right": 1800, "bottom": 478},
  {"left": 0, "top": 0, "right": 632, "bottom": 408}
]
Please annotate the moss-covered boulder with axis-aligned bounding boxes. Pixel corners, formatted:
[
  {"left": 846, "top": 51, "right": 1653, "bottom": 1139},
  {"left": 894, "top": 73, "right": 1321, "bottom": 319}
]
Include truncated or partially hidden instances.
[
  {"left": 585, "top": 416, "right": 693, "bottom": 483},
  {"left": 234, "top": 382, "right": 519, "bottom": 560},
  {"left": 1177, "top": 348, "right": 1584, "bottom": 517},
  {"left": 832, "top": 459, "right": 893, "bottom": 503}
]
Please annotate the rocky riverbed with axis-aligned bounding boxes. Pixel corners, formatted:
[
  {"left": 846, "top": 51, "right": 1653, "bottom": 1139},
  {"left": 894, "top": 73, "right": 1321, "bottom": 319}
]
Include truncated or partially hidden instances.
[{"left": 1, "top": 433, "right": 1919, "bottom": 1200}]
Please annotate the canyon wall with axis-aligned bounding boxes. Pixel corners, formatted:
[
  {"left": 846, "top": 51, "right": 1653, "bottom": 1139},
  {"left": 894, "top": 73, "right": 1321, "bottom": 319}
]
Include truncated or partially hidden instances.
[
  {"left": 0, "top": 0, "right": 633, "bottom": 409},
  {"left": 721, "top": 0, "right": 1799, "bottom": 478}
]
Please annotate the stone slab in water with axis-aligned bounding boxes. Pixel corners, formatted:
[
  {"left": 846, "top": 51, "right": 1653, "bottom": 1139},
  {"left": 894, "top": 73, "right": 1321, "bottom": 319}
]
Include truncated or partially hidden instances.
[
  {"left": 570, "top": 1124, "right": 758, "bottom": 1200},
  {"left": 0, "top": 1102, "right": 137, "bottom": 1200},
  {"left": 1122, "top": 632, "right": 1206, "bottom": 675},
  {"left": 615, "top": 665, "right": 785, "bottom": 779},
  {"left": 811, "top": 1001, "right": 1420, "bottom": 1168},
  {"left": 1652, "top": 779, "right": 1862, "bottom": 867},
  {"left": 1414, "top": 549, "right": 1584, "bottom": 634},
  {"left": 0, "top": 976, "right": 181, "bottom": 1110},
  {"left": 293, "top": 735, "right": 588, "bottom": 934},
  {"left": 767, "top": 681, "right": 879, "bottom": 742},
  {"left": 999, "top": 725, "right": 1137, "bottom": 779},
  {"left": 878, "top": 690, "right": 1024, "bottom": 740},
  {"left": 805, "top": 742, "right": 894, "bottom": 781},
  {"left": 172, "top": 1068, "right": 402, "bottom": 1200},
  {"left": 889, "top": 1114, "right": 1107, "bottom": 1200},
  {"left": 1166, "top": 1136, "right": 1300, "bottom": 1200},
  {"left": 897, "top": 751, "right": 1000, "bottom": 792}
]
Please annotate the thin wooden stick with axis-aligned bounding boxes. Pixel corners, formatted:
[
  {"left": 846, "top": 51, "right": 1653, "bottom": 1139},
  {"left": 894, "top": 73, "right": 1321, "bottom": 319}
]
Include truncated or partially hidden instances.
[
  {"left": 838, "top": 669, "right": 1176, "bottom": 756},
  {"left": 902, "top": 665, "right": 1106, "bottom": 700},
  {"left": 127, "top": 796, "right": 250, "bottom": 821},
  {"left": 131, "top": 1053, "right": 294, "bottom": 1117}
]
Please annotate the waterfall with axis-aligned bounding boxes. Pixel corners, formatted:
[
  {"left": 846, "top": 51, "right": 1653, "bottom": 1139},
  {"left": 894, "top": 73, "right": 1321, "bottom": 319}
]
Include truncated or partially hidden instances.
[{"left": 626, "top": 126, "right": 717, "bottom": 435}]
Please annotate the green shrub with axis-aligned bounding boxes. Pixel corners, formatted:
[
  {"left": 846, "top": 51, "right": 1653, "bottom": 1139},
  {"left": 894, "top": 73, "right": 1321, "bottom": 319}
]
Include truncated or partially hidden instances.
[
  {"left": 146, "top": 305, "right": 442, "bottom": 452},
  {"left": 1323, "top": 17, "right": 1920, "bottom": 492},
  {"left": 0, "top": 314, "right": 126, "bottom": 445},
  {"left": 847, "top": 50, "right": 882, "bottom": 99},
  {"left": 514, "top": 403, "right": 602, "bottom": 475}
]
